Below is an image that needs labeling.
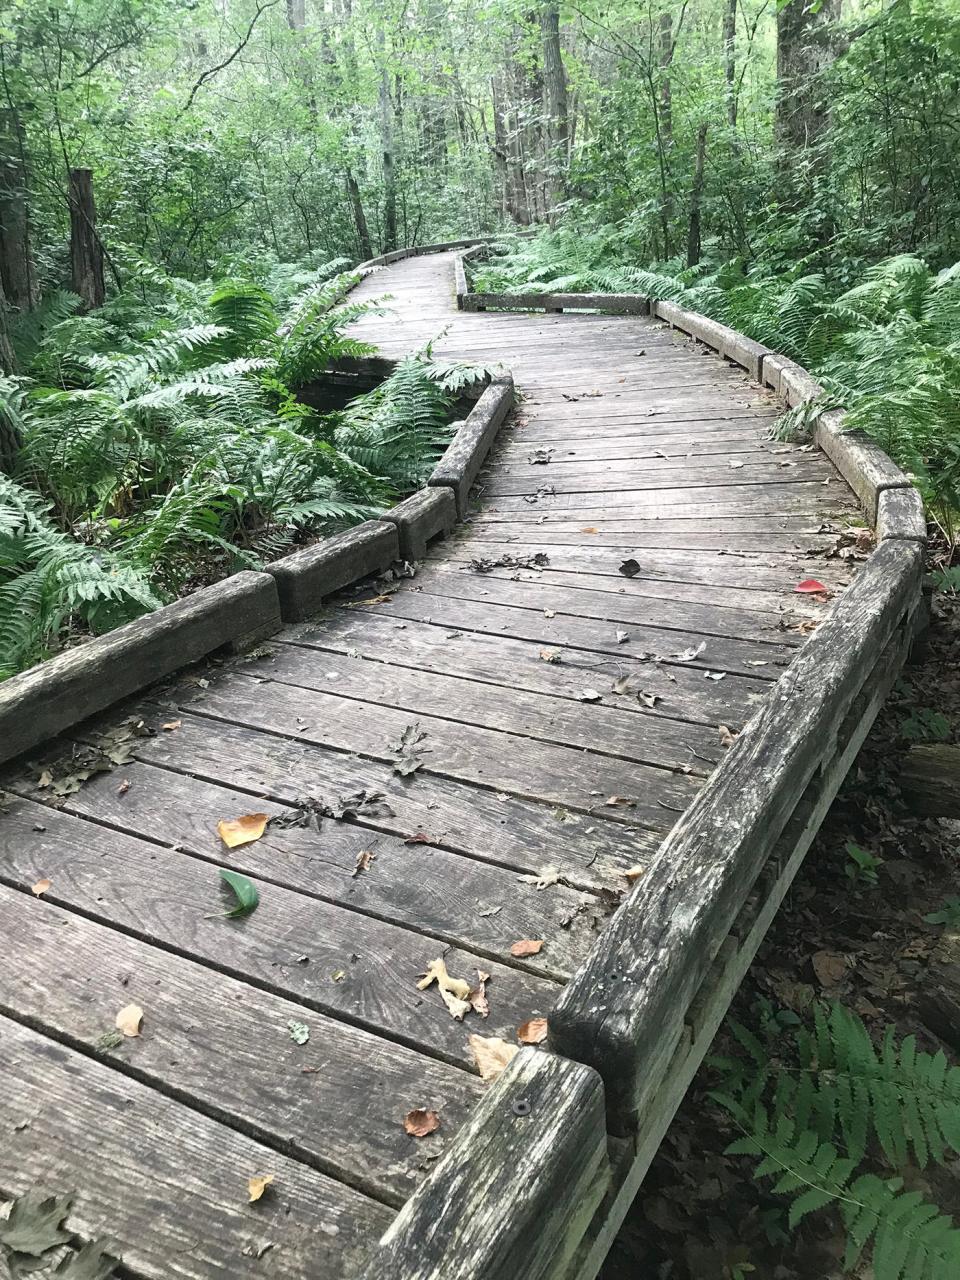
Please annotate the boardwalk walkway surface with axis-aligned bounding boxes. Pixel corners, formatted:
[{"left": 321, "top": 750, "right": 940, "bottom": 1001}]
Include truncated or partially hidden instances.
[{"left": 0, "top": 252, "right": 860, "bottom": 1278}]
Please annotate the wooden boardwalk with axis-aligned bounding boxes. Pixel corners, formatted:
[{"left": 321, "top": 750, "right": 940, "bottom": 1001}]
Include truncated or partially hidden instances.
[{"left": 0, "top": 252, "right": 860, "bottom": 1277}]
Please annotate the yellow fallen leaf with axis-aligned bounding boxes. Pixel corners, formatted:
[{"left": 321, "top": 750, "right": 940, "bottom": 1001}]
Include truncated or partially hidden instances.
[
  {"left": 418, "top": 957, "right": 471, "bottom": 1001},
  {"left": 31, "top": 878, "right": 51, "bottom": 897},
  {"left": 115, "top": 1003, "right": 143, "bottom": 1037},
  {"left": 517, "top": 1018, "right": 549, "bottom": 1045},
  {"left": 161, "top": 720, "right": 182, "bottom": 732},
  {"left": 510, "top": 939, "right": 543, "bottom": 958},
  {"left": 623, "top": 865, "right": 646, "bottom": 882},
  {"left": 248, "top": 1174, "right": 274, "bottom": 1203},
  {"left": 469, "top": 1034, "right": 519, "bottom": 1082},
  {"left": 403, "top": 1108, "right": 440, "bottom": 1137},
  {"left": 217, "top": 813, "right": 269, "bottom": 849}
]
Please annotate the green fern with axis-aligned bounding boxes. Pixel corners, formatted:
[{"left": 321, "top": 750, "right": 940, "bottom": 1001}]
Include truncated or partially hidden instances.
[{"left": 712, "top": 1002, "right": 960, "bottom": 1280}]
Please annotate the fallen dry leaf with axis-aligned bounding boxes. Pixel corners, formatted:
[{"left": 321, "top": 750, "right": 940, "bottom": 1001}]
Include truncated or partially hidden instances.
[
  {"left": 517, "top": 864, "right": 559, "bottom": 890},
  {"left": 161, "top": 720, "right": 182, "bottom": 732},
  {"left": 469, "top": 1033, "right": 519, "bottom": 1081},
  {"left": 579, "top": 688, "right": 602, "bottom": 702},
  {"left": 718, "top": 724, "right": 738, "bottom": 748},
  {"left": 352, "top": 849, "right": 375, "bottom": 878},
  {"left": 580, "top": 526, "right": 599, "bottom": 534},
  {"left": 812, "top": 950, "right": 850, "bottom": 988},
  {"left": 404, "top": 831, "right": 433, "bottom": 844},
  {"left": 539, "top": 648, "right": 562, "bottom": 663},
  {"left": 510, "top": 939, "right": 543, "bottom": 958},
  {"left": 605, "top": 795, "right": 635, "bottom": 807},
  {"left": 217, "top": 813, "right": 269, "bottom": 849},
  {"left": 403, "top": 1108, "right": 441, "bottom": 1138},
  {"left": 623, "top": 865, "right": 646, "bottom": 882},
  {"left": 248, "top": 1174, "right": 274, "bottom": 1203},
  {"left": 468, "top": 969, "right": 490, "bottom": 1017},
  {"left": 418, "top": 957, "right": 473, "bottom": 1019},
  {"left": 31, "top": 878, "right": 51, "bottom": 897},
  {"left": 517, "top": 1018, "right": 549, "bottom": 1045},
  {"left": 115, "top": 1003, "right": 143, "bottom": 1037}
]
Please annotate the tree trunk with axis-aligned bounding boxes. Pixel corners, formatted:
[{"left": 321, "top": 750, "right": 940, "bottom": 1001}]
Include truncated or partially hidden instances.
[
  {"left": 346, "top": 169, "right": 373, "bottom": 260},
  {"left": 540, "top": 1, "right": 569, "bottom": 220},
  {"left": 0, "top": 274, "right": 17, "bottom": 382},
  {"left": 659, "top": 12, "right": 673, "bottom": 146},
  {"left": 918, "top": 965, "right": 960, "bottom": 1057},
  {"left": 687, "top": 123, "right": 708, "bottom": 267},
  {"left": 776, "top": 0, "right": 840, "bottom": 161},
  {"left": 68, "top": 169, "right": 105, "bottom": 311},
  {"left": 0, "top": 109, "right": 36, "bottom": 312},
  {"left": 723, "top": 0, "right": 737, "bottom": 127},
  {"left": 379, "top": 53, "right": 398, "bottom": 252},
  {"left": 900, "top": 744, "right": 960, "bottom": 818}
]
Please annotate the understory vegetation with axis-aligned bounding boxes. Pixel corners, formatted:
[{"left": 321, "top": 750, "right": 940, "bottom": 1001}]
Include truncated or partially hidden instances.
[{"left": 0, "top": 263, "right": 476, "bottom": 675}]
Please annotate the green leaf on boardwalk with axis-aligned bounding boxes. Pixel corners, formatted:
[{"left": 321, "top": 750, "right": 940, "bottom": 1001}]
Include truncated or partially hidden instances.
[
  {"left": 0, "top": 1191, "right": 73, "bottom": 1257},
  {"left": 288, "top": 1020, "right": 310, "bottom": 1045},
  {"left": 55, "top": 1239, "right": 120, "bottom": 1279},
  {"left": 219, "top": 869, "right": 259, "bottom": 918}
]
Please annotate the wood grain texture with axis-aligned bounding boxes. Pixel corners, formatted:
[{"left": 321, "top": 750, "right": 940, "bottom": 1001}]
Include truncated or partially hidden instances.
[
  {"left": 359, "top": 1050, "right": 610, "bottom": 1280},
  {"left": 266, "top": 521, "right": 399, "bottom": 622},
  {"left": 0, "top": 796, "right": 556, "bottom": 1070},
  {"left": 379, "top": 487, "right": 457, "bottom": 560},
  {"left": 0, "top": 1014, "right": 391, "bottom": 1279},
  {"left": 550, "top": 539, "right": 923, "bottom": 1133},
  {"left": 0, "top": 884, "right": 482, "bottom": 1205},
  {"left": 0, "top": 571, "right": 281, "bottom": 767},
  {"left": 51, "top": 756, "right": 610, "bottom": 980}
]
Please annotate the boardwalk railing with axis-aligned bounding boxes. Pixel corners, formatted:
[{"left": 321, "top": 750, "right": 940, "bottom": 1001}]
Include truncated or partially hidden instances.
[{"left": 357, "top": 257, "right": 927, "bottom": 1280}]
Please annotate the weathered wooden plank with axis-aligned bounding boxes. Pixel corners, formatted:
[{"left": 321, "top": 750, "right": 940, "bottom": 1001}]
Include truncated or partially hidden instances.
[
  {"left": 549, "top": 538, "right": 923, "bottom": 1134},
  {"left": 227, "top": 642, "right": 719, "bottom": 773},
  {"left": 0, "top": 796, "right": 556, "bottom": 1069},
  {"left": 378, "top": 487, "right": 457, "bottom": 560},
  {"left": 877, "top": 486, "right": 926, "bottom": 542},
  {"left": 95, "top": 713, "right": 663, "bottom": 884},
  {"left": 481, "top": 459, "right": 832, "bottom": 498},
  {"left": 359, "top": 1050, "right": 609, "bottom": 1280},
  {"left": 266, "top": 522, "right": 399, "bottom": 623},
  {"left": 450, "top": 526, "right": 838, "bottom": 553},
  {"left": 422, "top": 554, "right": 833, "bottom": 616},
  {"left": 0, "top": 884, "right": 483, "bottom": 1204},
  {"left": 176, "top": 675, "right": 702, "bottom": 827},
  {"left": 814, "top": 408, "right": 913, "bottom": 521},
  {"left": 408, "top": 562, "right": 799, "bottom": 645},
  {"left": 359, "top": 588, "right": 799, "bottom": 676},
  {"left": 484, "top": 449, "right": 814, "bottom": 481},
  {"left": 0, "top": 571, "right": 281, "bottom": 767},
  {"left": 431, "top": 541, "right": 853, "bottom": 593},
  {"left": 50, "top": 757, "right": 609, "bottom": 979},
  {"left": 282, "top": 612, "right": 770, "bottom": 731},
  {"left": 461, "top": 479, "right": 847, "bottom": 513},
  {"left": 0, "top": 1015, "right": 391, "bottom": 1279},
  {"left": 429, "top": 378, "right": 515, "bottom": 516}
]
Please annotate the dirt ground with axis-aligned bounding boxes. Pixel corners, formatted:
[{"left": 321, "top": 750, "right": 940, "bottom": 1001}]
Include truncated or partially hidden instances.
[{"left": 603, "top": 578, "right": 960, "bottom": 1280}]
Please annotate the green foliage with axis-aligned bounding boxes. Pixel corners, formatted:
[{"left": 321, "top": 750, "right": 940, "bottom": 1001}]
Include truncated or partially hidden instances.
[
  {"left": 845, "top": 841, "right": 883, "bottom": 888},
  {"left": 924, "top": 899, "right": 960, "bottom": 929},
  {"left": 1, "top": 264, "right": 472, "bottom": 676},
  {"left": 712, "top": 1003, "right": 960, "bottom": 1280},
  {"left": 901, "top": 708, "right": 952, "bottom": 743}
]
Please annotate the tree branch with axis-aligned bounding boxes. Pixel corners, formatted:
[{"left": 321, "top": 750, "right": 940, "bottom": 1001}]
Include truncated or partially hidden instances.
[{"left": 179, "top": 0, "right": 281, "bottom": 117}]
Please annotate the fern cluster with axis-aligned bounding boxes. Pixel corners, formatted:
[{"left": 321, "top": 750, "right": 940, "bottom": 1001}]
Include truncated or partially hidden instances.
[
  {"left": 0, "top": 260, "right": 476, "bottom": 676},
  {"left": 711, "top": 1002, "right": 960, "bottom": 1280}
]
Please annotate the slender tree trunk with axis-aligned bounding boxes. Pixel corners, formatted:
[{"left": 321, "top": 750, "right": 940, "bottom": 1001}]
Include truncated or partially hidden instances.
[
  {"left": 687, "top": 123, "right": 708, "bottom": 266},
  {"left": 0, "top": 274, "right": 17, "bottom": 379},
  {"left": 380, "top": 62, "right": 398, "bottom": 251},
  {"left": 659, "top": 12, "right": 673, "bottom": 145},
  {"left": 776, "top": 0, "right": 840, "bottom": 161},
  {"left": 723, "top": 0, "right": 737, "bottom": 127},
  {"left": 68, "top": 169, "right": 105, "bottom": 310},
  {"left": 346, "top": 169, "right": 373, "bottom": 259},
  {"left": 540, "top": 1, "right": 569, "bottom": 220},
  {"left": 0, "top": 108, "right": 36, "bottom": 312}
]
